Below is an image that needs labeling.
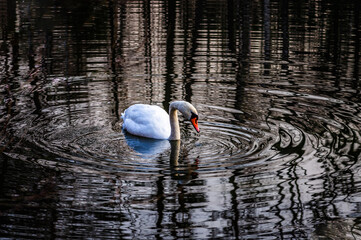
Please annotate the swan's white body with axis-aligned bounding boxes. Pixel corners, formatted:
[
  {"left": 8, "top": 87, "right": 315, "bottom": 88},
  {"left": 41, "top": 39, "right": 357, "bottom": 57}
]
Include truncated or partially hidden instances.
[
  {"left": 122, "top": 104, "right": 171, "bottom": 139},
  {"left": 122, "top": 101, "right": 199, "bottom": 140}
]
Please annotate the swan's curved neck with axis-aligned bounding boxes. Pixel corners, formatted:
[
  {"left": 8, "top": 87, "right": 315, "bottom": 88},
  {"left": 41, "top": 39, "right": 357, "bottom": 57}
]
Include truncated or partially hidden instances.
[{"left": 169, "top": 106, "right": 180, "bottom": 140}]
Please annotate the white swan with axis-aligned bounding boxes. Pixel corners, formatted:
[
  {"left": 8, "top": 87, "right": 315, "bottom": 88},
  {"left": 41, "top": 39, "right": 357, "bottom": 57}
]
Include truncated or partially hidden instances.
[{"left": 121, "top": 101, "right": 199, "bottom": 140}]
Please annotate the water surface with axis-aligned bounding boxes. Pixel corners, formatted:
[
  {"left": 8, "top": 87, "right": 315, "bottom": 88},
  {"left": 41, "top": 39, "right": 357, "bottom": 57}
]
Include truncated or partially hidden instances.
[{"left": 1, "top": 0, "right": 361, "bottom": 239}]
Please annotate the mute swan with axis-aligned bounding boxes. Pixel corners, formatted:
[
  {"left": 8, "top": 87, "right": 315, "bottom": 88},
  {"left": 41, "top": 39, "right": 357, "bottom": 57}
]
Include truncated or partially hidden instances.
[{"left": 121, "top": 101, "right": 199, "bottom": 140}]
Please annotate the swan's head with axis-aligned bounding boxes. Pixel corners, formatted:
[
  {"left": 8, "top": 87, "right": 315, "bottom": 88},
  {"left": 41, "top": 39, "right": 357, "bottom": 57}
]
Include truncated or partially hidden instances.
[{"left": 170, "top": 101, "right": 200, "bottom": 133}]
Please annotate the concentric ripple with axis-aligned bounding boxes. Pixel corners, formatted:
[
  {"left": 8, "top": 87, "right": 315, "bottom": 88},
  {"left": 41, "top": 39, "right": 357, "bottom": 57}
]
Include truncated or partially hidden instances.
[
  {"left": 5, "top": 93, "right": 283, "bottom": 180},
  {"left": 7, "top": 80, "right": 361, "bottom": 187},
  {"left": 10, "top": 113, "right": 276, "bottom": 177}
]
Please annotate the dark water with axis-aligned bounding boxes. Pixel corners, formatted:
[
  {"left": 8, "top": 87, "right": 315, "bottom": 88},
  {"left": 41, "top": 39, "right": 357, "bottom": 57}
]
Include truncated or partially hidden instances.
[{"left": 1, "top": 0, "right": 361, "bottom": 239}]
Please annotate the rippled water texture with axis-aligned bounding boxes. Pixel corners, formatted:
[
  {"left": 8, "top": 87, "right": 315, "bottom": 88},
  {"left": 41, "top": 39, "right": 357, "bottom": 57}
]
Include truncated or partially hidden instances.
[{"left": 1, "top": 0, "right": 361, "bottom": 239}]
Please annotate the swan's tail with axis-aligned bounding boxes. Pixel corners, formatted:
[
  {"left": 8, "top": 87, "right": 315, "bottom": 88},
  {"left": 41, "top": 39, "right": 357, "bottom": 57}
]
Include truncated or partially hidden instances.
[{"left": 121, "top": 110, "right": 126, "bottom": 119}]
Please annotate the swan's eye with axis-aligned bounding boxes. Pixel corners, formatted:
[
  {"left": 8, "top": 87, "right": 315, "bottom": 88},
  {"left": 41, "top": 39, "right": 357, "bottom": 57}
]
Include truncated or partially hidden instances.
[{"left": 190, "top": 112, "right": 198, "bottom": 121}]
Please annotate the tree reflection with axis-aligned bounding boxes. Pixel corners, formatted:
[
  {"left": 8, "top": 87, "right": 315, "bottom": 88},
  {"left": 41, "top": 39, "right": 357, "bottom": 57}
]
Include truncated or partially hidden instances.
[{"left": 1, "top": 0, "right": 361, "bottom": 239}]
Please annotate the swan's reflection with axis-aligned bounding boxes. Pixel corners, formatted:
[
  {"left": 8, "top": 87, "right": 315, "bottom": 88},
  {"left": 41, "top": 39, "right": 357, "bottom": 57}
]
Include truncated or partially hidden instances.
[
  {"left": 124, "top": 132, "right": 170, "bottom": 156},
  {"left": 124, "top": 132, "right": 198, "bottom": 181},
  {"left": 169, "top": 140, "right": 199, "bottom": 183}
]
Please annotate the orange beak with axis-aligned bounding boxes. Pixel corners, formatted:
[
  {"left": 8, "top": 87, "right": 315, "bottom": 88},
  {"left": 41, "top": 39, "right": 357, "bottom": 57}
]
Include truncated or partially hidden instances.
[{"left": 191, "top": 117, "right": 200, "bottom": 133}]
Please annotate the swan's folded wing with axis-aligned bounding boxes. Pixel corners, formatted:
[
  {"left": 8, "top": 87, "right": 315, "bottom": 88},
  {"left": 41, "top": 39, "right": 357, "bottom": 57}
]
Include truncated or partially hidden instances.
[{"left": 122, "top": 104, "right": 171, "bottom": 139}]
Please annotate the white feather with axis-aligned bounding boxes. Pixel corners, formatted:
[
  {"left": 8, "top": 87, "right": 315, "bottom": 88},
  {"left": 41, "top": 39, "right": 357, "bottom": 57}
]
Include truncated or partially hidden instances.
[{"left": 122, "top": 104, "right": 171, "bottom": 139}]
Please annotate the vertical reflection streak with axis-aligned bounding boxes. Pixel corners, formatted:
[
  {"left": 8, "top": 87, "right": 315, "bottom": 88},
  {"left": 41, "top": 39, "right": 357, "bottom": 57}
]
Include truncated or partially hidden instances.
[
  {"left": 353, "top": 1, "right": 360, "bottom": 86},
  {"left": 26, "top": 7, "right": 34, "bottom": 70},
  {"left": 229, "top": 174, "right": 240, "bottom": 240},
  {"left": 263, "top": 0, "right": 271, "bottom": 75},
  {"left": 288, "top": 157, "right": 305, "bottom": 233},
  {"left": 109, "top": 0, "right": 120, "bottom": 120},
  {"left": 281, "top": 0, "right": 289, "bottom": 70},
  {"left": 274, "top": 166, "right": 286, "bottom": 238},
  {"left": 109, "top": 0, "right": 117, "bottom": 74},
  {"left": 330, "top": 2, "right": 341, "bottom": 90},
  {"left": 227, "top": 0, "right": 236, "bottom": 54},
  {"left": 155, "top": 174, "right": 165, "bottom": 238},
  {"left": 182, "top": 0, "right": 203, "bottom": 102},
  {"left": 110, "top": 0, "right": 126, "bottom": 121},
  {"left": 235, "top": 0, "right": 250, "bottom": 116},
  {"left": 163, "top": 0, "right": 176, "bottom": 110},
  {"left": 45, "top": 30, "right": 53, "bottom": 75},
  {"left": 143, "top": 0, "right": 153, "bottom": 101}
]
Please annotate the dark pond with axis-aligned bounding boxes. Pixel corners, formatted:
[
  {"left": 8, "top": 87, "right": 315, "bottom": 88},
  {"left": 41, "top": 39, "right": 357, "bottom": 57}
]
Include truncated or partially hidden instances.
[{"left": 1, "top": 0, "right": 361, "bottom": 239}]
